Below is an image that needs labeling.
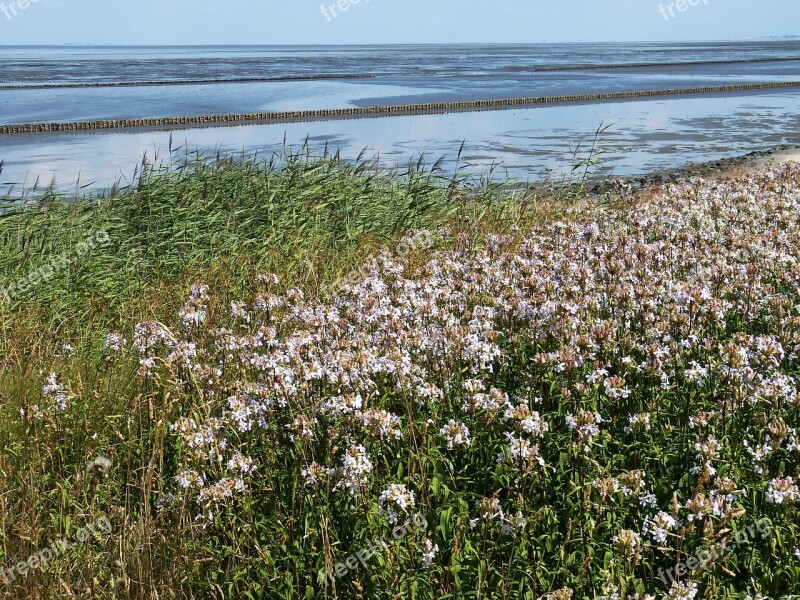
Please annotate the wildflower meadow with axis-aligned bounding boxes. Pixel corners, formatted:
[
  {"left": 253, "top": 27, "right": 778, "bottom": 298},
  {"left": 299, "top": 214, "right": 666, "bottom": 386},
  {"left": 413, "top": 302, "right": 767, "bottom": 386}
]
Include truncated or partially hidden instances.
[{"left": 1, "top": 157, "right": 799, "bottom": 599}]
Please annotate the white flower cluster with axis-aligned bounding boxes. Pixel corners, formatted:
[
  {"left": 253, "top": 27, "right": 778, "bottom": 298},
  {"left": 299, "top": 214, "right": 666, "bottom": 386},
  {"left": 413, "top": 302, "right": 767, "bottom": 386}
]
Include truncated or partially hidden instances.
[
  {"left": 765, "top": 476, "right": 799, "bottom": 505},
  {"left": 664, "top": 581, "right": 698, "bottom": 600},
  {"left": 334, "top": 444, "right": 373, "bottom": 496},
  {"left": 566, "top": 411, "right": 602, "bottom": 451},
  {"left": 440, "top": 420, "right": 471, "bottom": 450},
  {"left": 378, "top": 483, "right": 416, "bottom": 524},
  {"left": 642, "top": 511, "right": 677, "bottom": 544}
]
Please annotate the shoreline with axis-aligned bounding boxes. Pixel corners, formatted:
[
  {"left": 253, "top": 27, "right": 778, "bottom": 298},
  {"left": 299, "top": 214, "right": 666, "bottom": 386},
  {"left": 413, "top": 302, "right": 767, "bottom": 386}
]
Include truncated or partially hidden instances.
[
  {"left": 568, "top": 144, "right": 800, "bottom": 199},
  {"left": 619, "top": 144, "right": 800, "bottom": 188}
]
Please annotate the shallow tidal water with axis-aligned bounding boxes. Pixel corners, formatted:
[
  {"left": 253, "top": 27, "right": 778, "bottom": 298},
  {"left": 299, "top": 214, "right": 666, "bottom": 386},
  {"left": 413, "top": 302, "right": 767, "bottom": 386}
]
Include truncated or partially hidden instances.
[
  {"left": 1, "top": 42, "right": 800, "bottom": 192},
  {"left": 2, "top": 90, "right": 800, "bottom": 192}
]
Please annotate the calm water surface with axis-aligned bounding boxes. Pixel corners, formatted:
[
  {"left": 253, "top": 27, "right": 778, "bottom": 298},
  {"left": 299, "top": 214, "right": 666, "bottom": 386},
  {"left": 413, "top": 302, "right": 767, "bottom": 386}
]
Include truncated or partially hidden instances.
[{"left": 1, "top": 42, "right": 799, "bottom": 191}]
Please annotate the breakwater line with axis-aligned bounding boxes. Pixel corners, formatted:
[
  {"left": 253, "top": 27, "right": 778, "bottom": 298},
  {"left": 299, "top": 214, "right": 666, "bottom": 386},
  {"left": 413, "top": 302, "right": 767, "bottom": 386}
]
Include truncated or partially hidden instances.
[
  {"left": 2, "top": 81, "right": 800, "bottom": 135},
  {"left": 0, "top": 73, "right": 374, "bottom": 91}
]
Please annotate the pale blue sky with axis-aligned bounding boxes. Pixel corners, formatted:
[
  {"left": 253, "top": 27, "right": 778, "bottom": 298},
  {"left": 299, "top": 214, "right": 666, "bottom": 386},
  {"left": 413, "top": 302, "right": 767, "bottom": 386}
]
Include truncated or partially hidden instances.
[{"left": 0, "top": 0, "right": 797, "bottom": 46}]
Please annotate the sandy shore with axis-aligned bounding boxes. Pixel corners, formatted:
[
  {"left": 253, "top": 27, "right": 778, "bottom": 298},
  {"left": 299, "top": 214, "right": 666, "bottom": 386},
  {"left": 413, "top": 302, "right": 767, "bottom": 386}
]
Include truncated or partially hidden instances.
[
  {"left": 745, "top": 146, "right": 800, "bottom": 171},
  {"left": 606, "top": 144, "right": 800, "bottom": 191}
]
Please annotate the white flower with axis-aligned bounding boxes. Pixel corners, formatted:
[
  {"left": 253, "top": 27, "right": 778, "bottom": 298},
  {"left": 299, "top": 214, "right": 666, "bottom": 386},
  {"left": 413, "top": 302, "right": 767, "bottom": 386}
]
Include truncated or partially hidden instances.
[
  {"left": 42, "top": 372, "right": 68, "bottom": 411},
  {"left": 179, "top": 310, "right": 207, "bottom": 329},
  {"left": 138, "top": 356, "right": 157, "bottom": 376},
  {"left": 497, "top": 432, "right": 544, "bottom": 469},
  {"left": 321, "top": 393, "right": 363, "bottom": 417},
  {"left": 289, "top": 415, "right": 317, "bottom": 442},
  {"left": 176, "top": 470, "right": 205, "bottom": 489},
  {"left": 360, "top": 409, "right": 402, "bottom": 440},
  {"left": 603, "top": 376, "right": 631, "bottom": 400},
  {"left": 692, "top": 436, "right": 720, "bottom": 476},
  {"left": 744, "top": 439, "right": 772, "bottom": 475},
  {"left": 197, "top": 477, "right": 247, "bottom": 505},
  {"left": 788, "top": 429, "right": 799, "bottom": 453},
  {"left": 421, "top": 537, "right": 438, "bottom": 569},
  {"left": 104, "top": 332, "right": 126, "bottom": 352},
  {"left": 501, "top": 511, "right": 526, "bottom": 536},
  {"left": 334, "top": 444, "right": 373, "bottom": 496},
  {"left": 626, "top": 412, "right": 651, "bottom": 433},
  {"left": 685, "top": 361, "right": 708, "bottom": 383},
  {"left": 133, "top": 322, "right": 169, "bottom": 353},
  {"left": 379, "top": 483, "right": 416, "bottom": 523},
  {"left": 639, "top": 492, "right": 657, "bottom": 508},
  {"left": 566, "top": 411, "right": 602, "bottom": 450},
  {"left": 440, "top": 420, "right": 471, "bottom": 449},
  {"left": 463, "top": 387, "right": 508, "bottom": 413},
  {"left": 476, "top": 497, "right": 504, "bottom": 522},
  {"left": 765, "top": 477, "right": 799, "bottom": 504},
  {"left": 301, "top": 462, "right": 331, "bottom": 487},
  {"left": 20, "top": 404, "right": 45, "bottom": 420},
  {"left": 227, "top": 452, "right": 257, "bottom": 475},
  {"left": 229, "top": 301, "right": 251, "bottom": 323},
  {"left": 643, "top": 511, "right": 677, "bottom": 544},
  {"left": 664, "top": 581, "right": 697, "bottom": 600},
  {"left": 503, "top": 405, "right": 548, "bottom": 437},
  {"left": 586, "top": 367, "right": 608, "bottom": 384}
]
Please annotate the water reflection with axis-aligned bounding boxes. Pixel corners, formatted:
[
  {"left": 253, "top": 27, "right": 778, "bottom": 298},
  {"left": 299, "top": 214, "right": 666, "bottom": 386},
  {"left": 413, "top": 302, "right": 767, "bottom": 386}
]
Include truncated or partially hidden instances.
[{"left": 2, "top": 91, "right": 800, "bottom": 193}]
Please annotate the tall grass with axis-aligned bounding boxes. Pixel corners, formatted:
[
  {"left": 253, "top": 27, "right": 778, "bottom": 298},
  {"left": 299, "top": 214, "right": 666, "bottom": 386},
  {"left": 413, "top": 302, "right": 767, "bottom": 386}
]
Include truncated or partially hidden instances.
[{"left": 0, "top": 147, "right": 528, "bottom": 328}]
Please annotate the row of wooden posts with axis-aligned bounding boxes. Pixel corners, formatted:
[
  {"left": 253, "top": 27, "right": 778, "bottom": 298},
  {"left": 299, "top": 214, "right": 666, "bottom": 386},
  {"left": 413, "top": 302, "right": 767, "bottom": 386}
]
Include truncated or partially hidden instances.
[{"left": 1, "top": 81, "right": 799, "bottom": 135}]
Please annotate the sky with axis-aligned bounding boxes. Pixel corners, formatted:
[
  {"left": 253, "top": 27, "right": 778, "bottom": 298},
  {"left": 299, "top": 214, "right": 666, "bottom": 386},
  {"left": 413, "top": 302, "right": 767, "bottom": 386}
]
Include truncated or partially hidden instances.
[{"left": 0, "top": 0, "right": 798, "bottom": 46}]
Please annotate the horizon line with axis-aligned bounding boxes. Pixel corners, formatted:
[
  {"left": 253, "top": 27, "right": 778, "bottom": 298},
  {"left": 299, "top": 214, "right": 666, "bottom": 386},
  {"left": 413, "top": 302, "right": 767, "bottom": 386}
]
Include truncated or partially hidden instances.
[{"left": 1, "top": 37, "right": 798, "bottom": 48}]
